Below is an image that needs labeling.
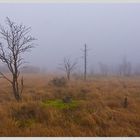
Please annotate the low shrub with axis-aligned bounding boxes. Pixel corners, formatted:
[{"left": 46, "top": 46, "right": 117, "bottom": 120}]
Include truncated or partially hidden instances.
[{"left": 49, "top": 77, "right": 67, "bottom": 87}]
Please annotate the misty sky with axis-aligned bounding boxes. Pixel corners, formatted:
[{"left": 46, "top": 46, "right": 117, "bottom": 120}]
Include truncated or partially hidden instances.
[{"left": 0, "top": 3, "right": 140, "bottom": 72}]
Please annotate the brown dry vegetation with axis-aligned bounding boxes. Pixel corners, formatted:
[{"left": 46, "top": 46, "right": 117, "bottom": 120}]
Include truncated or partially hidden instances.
[{"left": 0, "top": 74, "right": 140, "bottom": 136}]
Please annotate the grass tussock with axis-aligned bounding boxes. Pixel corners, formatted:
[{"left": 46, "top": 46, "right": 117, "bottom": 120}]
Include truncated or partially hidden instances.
[{"left": 0, "top": 75, "right": 139, "bottom": 136}]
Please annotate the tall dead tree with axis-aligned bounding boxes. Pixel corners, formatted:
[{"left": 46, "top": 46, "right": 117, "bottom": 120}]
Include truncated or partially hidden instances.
[
  {"left": 119, "top": 57, "right": 132, "bottom": 77},
  {"left": 0, "top": 17, "right": 35, "bottom": 101},
  {"left": 99, "top": 62, "right": 109, "bottom": 76},
  {"left": 60, "top": 57, "right": 77, "bottom": 81},
  {"left": 84, "top": 44, "right": 87, "bottom": 81},
  {"left": 82, "top": 44, "right": 88, "bottom": 81}
]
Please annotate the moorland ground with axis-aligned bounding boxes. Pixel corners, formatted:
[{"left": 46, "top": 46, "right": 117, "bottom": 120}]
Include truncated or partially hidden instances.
[{"left": 0, "top": 74, "right": 139, "bottom": 136}]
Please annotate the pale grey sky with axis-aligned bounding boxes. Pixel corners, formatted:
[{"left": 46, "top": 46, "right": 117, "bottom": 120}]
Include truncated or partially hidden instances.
[{"left": 0, "top": 3, "right": 140, "bottom": 72}]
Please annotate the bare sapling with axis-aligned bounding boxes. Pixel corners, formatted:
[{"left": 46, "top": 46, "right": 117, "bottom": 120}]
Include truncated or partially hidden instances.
[{"left": 0, "top": 17, "right": 36, "bottom": 101}]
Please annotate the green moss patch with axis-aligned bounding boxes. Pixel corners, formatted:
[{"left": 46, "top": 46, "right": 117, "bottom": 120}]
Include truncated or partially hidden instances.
[{"left": 42, "top": 99, "right": 79, "bottom": 109}]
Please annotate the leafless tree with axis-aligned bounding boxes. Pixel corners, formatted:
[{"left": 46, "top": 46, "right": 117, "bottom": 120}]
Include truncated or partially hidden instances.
[
  {"left": 84, "top": 44, "right": 87, "bottom": 81},
  {"left": 59, "top": 57, "right": 77, "bottom": 80},
  {"left": 134, "top": 64, "right": 140, "bottom": 76},
  {"left": 81, "top": 44, "right": 88, "bottom": 81},
  {"left": 119, "top": 57, "right": 132, "bottom": 76},
  {"left": 0, "top": 17, "right": 36, "bottom": 101},
  {"left": 98, "top": 62, "right": 109, "bottom": 76}
]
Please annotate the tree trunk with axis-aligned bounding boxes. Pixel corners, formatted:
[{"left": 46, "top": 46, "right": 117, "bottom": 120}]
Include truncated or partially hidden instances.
[
  {"left": 67, "top": 71, "right": 70, "bottom": 81},
  {"left": 12, "top": 77, "right": 21, "bottom": 101},
  {"left": 124, "top": 96, "right": 128, "bottom": 108}
]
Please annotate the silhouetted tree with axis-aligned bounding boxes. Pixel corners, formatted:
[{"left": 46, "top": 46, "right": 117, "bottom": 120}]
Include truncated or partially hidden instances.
[
  {"left": 99, "top": 62, "right": 109, "bottom": 76},
  {"left": 81, "top": 44, "right": 89, "bottom": 81},
  {"left": 84, "top": 44, "right": 87, "bottom": 81},
  {"left": 0, "top": 17, "right": 36, "bottom": 101},
  {"left": 60, "top": 57, "right": 77, "bottom": 80},
  {"left": 119, "top": 57, "right": 132, "bottom": 76}
]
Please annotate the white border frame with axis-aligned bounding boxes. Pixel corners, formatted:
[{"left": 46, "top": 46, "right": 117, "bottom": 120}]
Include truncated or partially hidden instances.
[{"left": 0, "top": 0, "right": 140, "bottom": 3}]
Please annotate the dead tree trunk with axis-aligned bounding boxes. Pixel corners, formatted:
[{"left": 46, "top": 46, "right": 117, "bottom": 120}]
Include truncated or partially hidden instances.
[
  {"left": 12, "top": 75, "right": 21, "bottom": 101},
  {"left": 67, "top": 71, "right": 70, "bottom": 81},
  {"left": 124, "top": 96, "right": 128, "bottom": 108},
  {"left": 84, "top": 44, "right": 87, "bottom": 81}
]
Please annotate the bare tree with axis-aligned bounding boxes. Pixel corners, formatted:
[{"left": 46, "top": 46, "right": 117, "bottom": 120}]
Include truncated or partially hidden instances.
[
  {"left": 98, "top": 62, "right": 109, "bottom": 76},
  {"left": 119, "top": 57, "right": 132, "bottom": 76},
  {"left": 134, "top": 64, "right": 140, "bottom": 76},
  {"left": 59, "top": 57, "right": 77, "bottom": 80},
  {"left": 84, "top": 44, "right": 87, "bottom": 81},
  {"left": 81, "top": 44, "right": 88, "bottom": 81},
  {"left": 0, "top": 17, "right": 36, "bottom": 101}
]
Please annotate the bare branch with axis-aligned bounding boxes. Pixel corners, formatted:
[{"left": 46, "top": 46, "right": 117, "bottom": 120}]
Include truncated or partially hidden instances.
[{"left": 0, "top": 71, "right": 12, "bottom": 84}]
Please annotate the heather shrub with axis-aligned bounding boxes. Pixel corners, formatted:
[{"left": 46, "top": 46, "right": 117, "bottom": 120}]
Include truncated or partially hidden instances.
[{"left": 49, "top": 77, "right": 67, "bottom": 87}]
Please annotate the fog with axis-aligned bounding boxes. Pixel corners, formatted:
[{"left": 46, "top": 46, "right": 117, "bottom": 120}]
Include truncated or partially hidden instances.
[{"left": 0, "top": 3, "right": 140, "bottom": 74}]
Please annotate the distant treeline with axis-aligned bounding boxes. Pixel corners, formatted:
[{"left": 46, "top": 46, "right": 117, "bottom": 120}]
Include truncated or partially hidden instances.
[
  {"left": 0, "top": 65, "right": 41, "bottom": 74},
  {"left": 1, "top": 60, "right": 140, "bottom": 76}
]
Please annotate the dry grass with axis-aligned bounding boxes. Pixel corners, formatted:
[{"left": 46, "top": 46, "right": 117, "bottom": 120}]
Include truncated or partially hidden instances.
[{"left": 0, "top": 74, "right": 140, "bottom": 136}]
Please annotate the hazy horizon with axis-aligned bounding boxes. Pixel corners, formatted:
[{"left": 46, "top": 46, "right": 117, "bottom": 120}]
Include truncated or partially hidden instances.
[{"left": 0, "top": 3, "right": 140, "bottom": 73}]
